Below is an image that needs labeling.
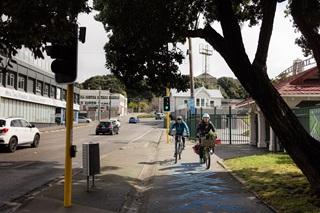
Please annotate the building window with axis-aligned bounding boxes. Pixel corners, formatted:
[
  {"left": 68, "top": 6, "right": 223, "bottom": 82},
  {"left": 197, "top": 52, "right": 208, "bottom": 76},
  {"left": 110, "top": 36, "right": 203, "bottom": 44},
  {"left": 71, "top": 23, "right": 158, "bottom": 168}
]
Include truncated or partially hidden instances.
[
  {"left": 201, "top": 98, "right": 205, "bottom": 107},
  {"left": 50, "top": 86, "right": 56, "bottom": 98},
  {"left": 8, "top": 74, "right": 15, "bottom": 86},
  {"left": 56, "top": 88, "right": 61, "bottom": 100},
  {"left": 62, "top": 90, "right": 66, "bottom": 100},
  {"left": 74, "top": 94, "right": 80, "bottom": 104},
  {"left": 36, "top": 82, "right": 42, "bottom": 94},
  {"left": 86, "top": 95, "right": 96, "bottom": 99},
  {"left": 18, "top": 76, "right": 25, "bottom": 90},
  {"left": 210, "top": 101, "right": 215, "bottom": 107},
  {"left": 44, "top": 84, "right": 49, "bottom": 96}
]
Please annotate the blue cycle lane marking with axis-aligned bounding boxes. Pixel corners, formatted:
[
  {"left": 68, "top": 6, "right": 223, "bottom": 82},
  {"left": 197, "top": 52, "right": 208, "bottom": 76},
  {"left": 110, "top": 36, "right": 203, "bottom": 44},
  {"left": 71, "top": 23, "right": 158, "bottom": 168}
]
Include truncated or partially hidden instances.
[{"left": 163, "top": 162, "right": 248, "bottom": 212}]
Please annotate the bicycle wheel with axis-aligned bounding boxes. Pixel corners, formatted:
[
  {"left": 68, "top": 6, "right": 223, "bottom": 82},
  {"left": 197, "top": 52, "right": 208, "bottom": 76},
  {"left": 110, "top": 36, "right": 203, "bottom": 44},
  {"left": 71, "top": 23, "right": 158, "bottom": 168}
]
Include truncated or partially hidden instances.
[
  {"left": 178, "top": 142, "right": 182, "bottom": 160},
  {"left": 202, "top": 148, "right": 206, "bottom": 164},
  {"left": 175, "top": 142, "right": 179, "bottom": 164},
  {"left": 205, "top": 148, "right": 211, "bottom": 169}
]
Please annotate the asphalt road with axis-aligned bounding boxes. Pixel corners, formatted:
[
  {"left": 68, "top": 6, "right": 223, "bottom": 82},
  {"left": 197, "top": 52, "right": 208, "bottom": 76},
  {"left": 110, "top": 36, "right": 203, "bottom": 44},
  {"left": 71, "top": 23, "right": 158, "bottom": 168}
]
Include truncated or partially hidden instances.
[{"left": 0, "top": 117, "right": 163, "bottom": 208}]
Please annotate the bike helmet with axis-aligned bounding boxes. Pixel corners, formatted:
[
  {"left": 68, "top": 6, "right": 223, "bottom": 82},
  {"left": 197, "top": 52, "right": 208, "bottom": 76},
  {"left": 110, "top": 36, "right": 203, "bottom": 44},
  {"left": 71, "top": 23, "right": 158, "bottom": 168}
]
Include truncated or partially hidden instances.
[
  {"left": 202, "top": 113, "right": 210, "bottom": 119},
  {"left": 176, "top": 116, "right": 182, "bottom": 121}
]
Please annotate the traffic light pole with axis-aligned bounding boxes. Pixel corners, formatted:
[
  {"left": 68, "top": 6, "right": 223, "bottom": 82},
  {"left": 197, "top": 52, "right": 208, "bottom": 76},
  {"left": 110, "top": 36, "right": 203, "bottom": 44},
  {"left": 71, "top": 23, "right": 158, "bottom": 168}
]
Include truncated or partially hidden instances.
[
  {"left": 64, "top": 83, "right": 74, "bottom": 207},
  {"left": 166, "top": 88, "right": 170, "bottom": 143}
]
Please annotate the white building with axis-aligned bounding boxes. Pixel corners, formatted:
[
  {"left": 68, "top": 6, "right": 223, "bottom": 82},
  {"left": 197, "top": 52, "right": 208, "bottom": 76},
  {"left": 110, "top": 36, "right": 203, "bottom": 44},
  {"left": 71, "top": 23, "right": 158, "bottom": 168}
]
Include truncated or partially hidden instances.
[
  {"left": 0, "top": 47, "right": 80, "bottom": 127},
  {"left": 79, "top": 89, "right": 127, "bottom": 119},
  {"left": 170, "top": 86, "right": 224, "bottom": 117}
]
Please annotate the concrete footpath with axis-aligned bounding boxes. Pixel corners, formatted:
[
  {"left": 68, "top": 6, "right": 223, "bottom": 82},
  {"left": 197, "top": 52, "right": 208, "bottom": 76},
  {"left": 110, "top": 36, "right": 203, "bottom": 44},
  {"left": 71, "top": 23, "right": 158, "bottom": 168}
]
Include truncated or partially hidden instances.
[{"left": 11, "top": 125, "right": 275, "bottom": 213}]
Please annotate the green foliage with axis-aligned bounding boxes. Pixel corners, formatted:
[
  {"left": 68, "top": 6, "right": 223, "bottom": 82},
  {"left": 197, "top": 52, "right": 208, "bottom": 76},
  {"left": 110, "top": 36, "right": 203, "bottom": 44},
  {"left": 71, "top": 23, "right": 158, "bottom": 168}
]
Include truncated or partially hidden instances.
[
  {"left": 287, "top": 0, "right": 320, "bottom": 57},
  {"left": 81, "top": 74, "right": 126, "bottom": 95},
  {"left": 0, "top": 0, "right": 91, "bottom": 61},
  {"left": 217, "top": 77, "right": 249, "bottom": 99},
  {"left": 137, "top": 114, "right": 156, "bottom": 119},
  {"left": 139, "top": 101, "right": 148, "bottom": 111},
  {"left": 92, "top": 0, "right": 212, "bottom": 95},
  {"left": 128, "top": 101, "right": 138, "bottom": 109}
]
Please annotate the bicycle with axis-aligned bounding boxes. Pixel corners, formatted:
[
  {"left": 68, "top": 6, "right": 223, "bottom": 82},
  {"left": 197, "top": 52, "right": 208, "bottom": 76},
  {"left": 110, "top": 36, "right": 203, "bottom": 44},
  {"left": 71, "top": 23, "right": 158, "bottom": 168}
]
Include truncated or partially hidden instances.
[
  {"left": 171, "top": 133, "right": 187, "bottom": 164},
  {"left": 200, "top": 136, "right": 216, "bottom": 169}
]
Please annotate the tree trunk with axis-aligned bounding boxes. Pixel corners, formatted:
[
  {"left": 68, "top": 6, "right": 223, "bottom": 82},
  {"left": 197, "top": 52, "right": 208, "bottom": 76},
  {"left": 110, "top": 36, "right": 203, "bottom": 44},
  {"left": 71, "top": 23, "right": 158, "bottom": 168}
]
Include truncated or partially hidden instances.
[
  {"left": 291, "top": 0, "right": 320, "bottom": 67},
  {"left": 197, "top": 0, "right": 320, "bottom": 195}
]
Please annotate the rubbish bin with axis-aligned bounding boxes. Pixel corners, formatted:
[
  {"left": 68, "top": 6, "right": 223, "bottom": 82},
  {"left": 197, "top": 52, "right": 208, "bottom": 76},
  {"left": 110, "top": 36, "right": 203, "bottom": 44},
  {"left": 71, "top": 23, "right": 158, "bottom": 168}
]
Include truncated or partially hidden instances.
[{"left": 83, "top": 142, "right": 100, "bottom": 176}]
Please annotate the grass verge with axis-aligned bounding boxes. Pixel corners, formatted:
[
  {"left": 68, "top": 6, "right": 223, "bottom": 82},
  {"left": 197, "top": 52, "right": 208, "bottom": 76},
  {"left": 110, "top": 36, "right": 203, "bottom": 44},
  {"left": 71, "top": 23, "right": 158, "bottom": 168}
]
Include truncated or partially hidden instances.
[{"left": 223, "top": 153, "right": 320, "bottom": 213}]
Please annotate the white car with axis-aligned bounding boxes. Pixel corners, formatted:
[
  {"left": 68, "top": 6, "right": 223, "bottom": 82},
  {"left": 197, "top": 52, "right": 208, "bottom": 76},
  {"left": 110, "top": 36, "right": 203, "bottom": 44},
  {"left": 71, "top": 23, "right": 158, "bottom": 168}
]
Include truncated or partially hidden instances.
[
  {"left": 78, "top": 116, "right": 92, "bottom": 123},
  {"left": 0, "top": 117, "right": 40, "bottom": 152},
  {"left": 110, "top": 119, "right": 121, "bottom": 127},
  {"left": 155, "top": 113, "right": 165, "bottom": 120}
]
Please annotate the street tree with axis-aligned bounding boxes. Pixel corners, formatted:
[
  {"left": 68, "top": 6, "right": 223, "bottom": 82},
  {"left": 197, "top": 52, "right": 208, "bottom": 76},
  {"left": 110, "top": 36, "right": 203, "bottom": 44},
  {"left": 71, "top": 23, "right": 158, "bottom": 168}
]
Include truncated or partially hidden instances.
[
  {"left": 81, "top": 74, "right": 126, "bottom": 95},
  {"left": 93, "top": 0, "right": 320, "bottom": 195},
  {"left": 218, "top": 77, "right": 249, "bottom": 99},
  {"left": 0, "top": 0, "right": 91, "bottom": 68}
]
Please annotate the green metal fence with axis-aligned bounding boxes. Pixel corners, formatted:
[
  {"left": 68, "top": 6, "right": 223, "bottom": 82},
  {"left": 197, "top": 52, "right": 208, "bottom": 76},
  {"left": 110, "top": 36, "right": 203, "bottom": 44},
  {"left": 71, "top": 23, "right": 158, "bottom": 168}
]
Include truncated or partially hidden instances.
[
  {"left": 184, "top": 106, "right": 320, "bottom": 145},
  {"left": 185, "top": 107, "right": 250, "bottom": 144}
]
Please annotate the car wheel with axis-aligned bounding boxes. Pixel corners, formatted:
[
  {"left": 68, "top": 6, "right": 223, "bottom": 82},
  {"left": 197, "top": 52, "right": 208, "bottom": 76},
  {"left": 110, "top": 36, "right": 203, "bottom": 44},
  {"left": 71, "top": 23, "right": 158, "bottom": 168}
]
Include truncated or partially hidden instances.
[
  {"left": 31, "top": 134, "right": 40, "bottom": 148},
  {"left": 8, "top": 137, "right": 18, "bottom": 152},
  {"left": 86, "top": 120, "right": 90, "bottom": 123},
  {"left": 96, "top": 132, "right": 99, "bottom": 135}
]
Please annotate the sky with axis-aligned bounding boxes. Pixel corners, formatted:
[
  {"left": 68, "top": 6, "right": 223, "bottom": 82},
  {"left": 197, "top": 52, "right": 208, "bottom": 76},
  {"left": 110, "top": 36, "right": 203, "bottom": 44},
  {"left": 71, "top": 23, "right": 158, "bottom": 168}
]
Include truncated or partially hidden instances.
[{"left": 76, "top": 2, "right": 311, "bottom": 84}]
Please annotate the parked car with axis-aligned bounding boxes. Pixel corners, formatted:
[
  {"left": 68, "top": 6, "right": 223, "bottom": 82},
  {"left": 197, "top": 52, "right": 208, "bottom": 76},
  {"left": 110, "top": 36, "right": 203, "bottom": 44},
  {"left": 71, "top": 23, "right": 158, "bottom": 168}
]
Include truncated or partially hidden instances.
[
  {"left": 96, "top": 121, "right": 119, "bottom": 135},
  {"left": 0, "top": 117, "right": 40, "bottom": 152},
  {"left": 155, "top": 113, "right": 165, "bottom": 120},
  {"left": 129, "top": 116, "right": 140, "bottom": 123},
  {"left": 109, "top": 118, "right": 121, "bottom": 127},
  {"left": 78, "top": 116, "right": 92, "bottom": 123}
]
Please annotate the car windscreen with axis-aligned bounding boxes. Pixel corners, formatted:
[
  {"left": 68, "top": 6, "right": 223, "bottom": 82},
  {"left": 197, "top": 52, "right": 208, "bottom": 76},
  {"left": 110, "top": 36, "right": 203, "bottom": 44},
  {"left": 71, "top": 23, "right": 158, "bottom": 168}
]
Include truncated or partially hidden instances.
[{"left": 99, "top": 122, "right": 111, "bottom": 126}]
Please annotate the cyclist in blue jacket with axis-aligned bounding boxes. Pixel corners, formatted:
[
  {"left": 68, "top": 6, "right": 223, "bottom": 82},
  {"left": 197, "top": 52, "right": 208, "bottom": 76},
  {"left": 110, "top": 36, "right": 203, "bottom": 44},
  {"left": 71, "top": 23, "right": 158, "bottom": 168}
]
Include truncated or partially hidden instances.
[{"left": 169, "top": 116, "right": 190, "bottom": 150}]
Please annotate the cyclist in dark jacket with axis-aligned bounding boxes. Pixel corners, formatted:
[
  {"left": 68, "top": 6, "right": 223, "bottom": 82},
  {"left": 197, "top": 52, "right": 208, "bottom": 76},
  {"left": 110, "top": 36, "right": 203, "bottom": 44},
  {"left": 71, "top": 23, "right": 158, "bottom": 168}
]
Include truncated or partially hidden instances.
[
  {"left": 196, "top": 113, "right": 216, "bottom": 163},
  {"left": 169, "top": 116, "right": 190, "bottom": 150}
]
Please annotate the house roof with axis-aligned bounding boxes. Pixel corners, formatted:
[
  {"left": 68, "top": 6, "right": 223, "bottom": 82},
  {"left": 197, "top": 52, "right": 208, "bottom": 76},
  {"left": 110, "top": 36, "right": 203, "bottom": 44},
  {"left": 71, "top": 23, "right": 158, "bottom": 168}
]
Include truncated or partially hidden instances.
[
  {"left": 237, "top": 66, "right": 320, "bottom": 107},
  {"left": 171, "top": 86, "right": 223, "bottom": 98},
  {"left": 275, "top": 66, "right": 320, "bottom": 95}
]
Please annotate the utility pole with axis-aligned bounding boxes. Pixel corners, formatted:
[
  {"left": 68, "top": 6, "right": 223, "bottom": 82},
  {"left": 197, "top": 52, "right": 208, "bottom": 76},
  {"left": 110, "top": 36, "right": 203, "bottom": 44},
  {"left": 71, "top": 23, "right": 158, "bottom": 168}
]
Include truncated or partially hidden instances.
[
  {"left": 98, "top": 86, "right": 101, "bottom": 122},
  {"left": 109, "top": 91, "right": 111, "bottom": 119},
  {"left": 188, "top": 38, "right": 194, "bottom": 99},
  {"left": 166, "top": 87, "right": 170, "bottom": 143}
]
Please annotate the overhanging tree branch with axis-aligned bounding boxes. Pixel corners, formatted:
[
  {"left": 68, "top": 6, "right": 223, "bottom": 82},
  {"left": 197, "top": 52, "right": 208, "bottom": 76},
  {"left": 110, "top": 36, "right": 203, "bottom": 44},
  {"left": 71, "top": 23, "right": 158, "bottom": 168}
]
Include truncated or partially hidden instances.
[
  {"left": 253, "top": 0, "right": 277, "bottom": 71},
  {"left": 291, "top": 0, "right": 320, "bottom": 66}
]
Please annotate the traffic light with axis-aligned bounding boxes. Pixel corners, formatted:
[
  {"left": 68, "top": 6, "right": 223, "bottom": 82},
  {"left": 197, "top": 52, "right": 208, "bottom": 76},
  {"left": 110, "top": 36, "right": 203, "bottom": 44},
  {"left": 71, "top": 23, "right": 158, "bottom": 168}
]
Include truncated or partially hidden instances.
[
  {"left": 163, "top": 96, "right": 170, "bottom": 111},
  {"left": 46, "top": 25, "right": 78, "bottom": 84}
]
